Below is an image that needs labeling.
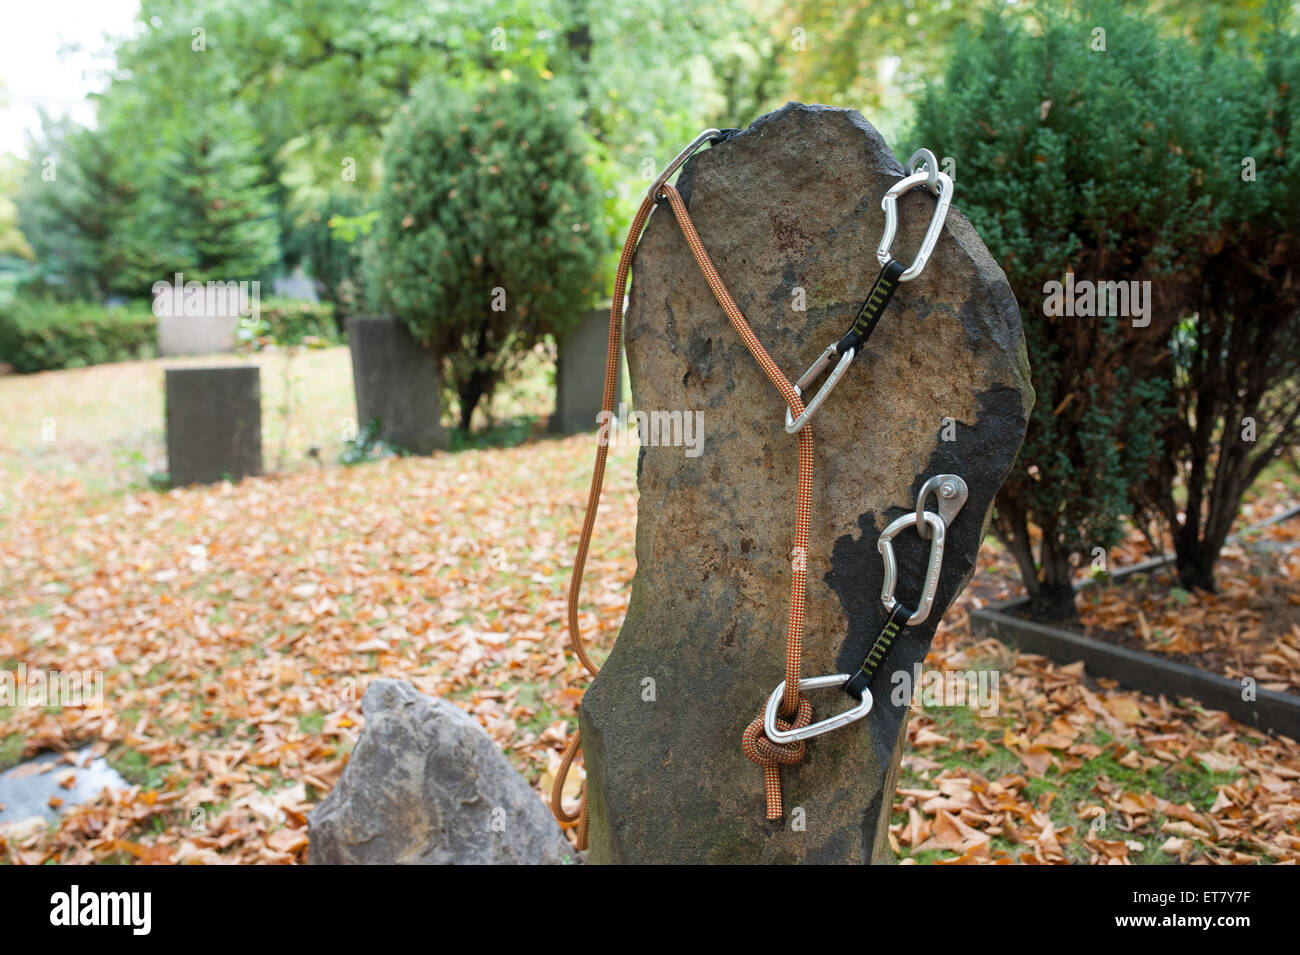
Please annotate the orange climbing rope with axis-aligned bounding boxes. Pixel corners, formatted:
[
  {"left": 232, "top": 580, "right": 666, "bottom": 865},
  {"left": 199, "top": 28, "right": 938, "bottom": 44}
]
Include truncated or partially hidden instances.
[{"left": 551, "top": 173, "right": 818, "bottom": 848}]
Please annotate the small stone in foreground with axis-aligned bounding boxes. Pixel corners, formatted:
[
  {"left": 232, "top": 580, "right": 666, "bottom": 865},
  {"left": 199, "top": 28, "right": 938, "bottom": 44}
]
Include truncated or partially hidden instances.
[{"left": 308, "top": 679, "right": 579, "bottom": 865}]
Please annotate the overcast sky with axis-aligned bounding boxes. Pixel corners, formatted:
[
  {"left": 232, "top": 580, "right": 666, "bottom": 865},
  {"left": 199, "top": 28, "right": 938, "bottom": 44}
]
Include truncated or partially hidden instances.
[{"left": 0, "top": 0, "right": 142, "bottom": 157}]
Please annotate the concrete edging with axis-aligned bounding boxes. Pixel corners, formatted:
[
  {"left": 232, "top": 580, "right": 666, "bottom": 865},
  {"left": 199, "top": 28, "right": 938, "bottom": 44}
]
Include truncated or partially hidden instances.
[{"left": 970, "top": 504, "right": 1300, "bottom": 740}]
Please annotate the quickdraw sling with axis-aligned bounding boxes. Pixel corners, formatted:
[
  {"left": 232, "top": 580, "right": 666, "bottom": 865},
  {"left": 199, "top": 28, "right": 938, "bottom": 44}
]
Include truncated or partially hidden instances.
[{"left": 552, "top": 129, "right": 956, "bottom": 847}]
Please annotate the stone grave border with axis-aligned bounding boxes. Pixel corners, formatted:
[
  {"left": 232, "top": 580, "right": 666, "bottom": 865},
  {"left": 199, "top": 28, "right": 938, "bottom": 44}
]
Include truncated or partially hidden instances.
[{"left": 970, "top": 504, "right": 1300, "bottom": 739}]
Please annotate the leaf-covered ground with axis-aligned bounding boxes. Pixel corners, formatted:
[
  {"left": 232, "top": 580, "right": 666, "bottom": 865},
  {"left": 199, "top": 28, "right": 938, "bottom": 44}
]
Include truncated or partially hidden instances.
[
  {"left": 1075, "top": 528, "right": 1300, "bottom": 694},
  {"left": 0, "top": 358, "right": 1297, "bottom": 864}
]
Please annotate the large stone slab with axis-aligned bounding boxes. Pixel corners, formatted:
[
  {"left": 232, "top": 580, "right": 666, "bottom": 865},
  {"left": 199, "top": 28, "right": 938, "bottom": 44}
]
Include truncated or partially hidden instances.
[
  {"left": 154, "top": 283, "right": 249, "bottom": 356},
  {"left": 347, "top": 316, "right": 448, "bottom": 454},
  {"left": 580, "top": 103, "right": 1033, "bottom": 863},
  {"left": 307, "top": 679, "right": 579, "bottom": 865},
  {"left": 551, "top": 307, "right": 620, "bottom": 434},
  {"left": 165, "top": 365, "right": 262, "bottom": 486}
]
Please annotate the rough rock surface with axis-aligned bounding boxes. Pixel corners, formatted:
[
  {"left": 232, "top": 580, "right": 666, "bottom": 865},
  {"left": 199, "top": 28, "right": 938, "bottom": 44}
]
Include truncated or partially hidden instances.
[
  {"left": 581, "top": 103, "right": 1033, "bottom": 863},
  {"left": 308, "top": 679, "right": 579, "bottom": 865}
]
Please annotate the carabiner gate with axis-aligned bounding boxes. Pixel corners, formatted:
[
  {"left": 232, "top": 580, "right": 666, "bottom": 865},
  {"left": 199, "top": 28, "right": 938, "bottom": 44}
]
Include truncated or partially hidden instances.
[
  {"left": 879, "top": 473, "right": 967, "bottom": 626},
  {"left": 878, "top": 510, "right": 946, "bottom": 627},
  {"left": 649, "top": 128, "right": 723, "bottom": 203},
  {"left": 876, "top": 168, "right": 953, "bottom": 282},
  {"left": 784, "top": 344, "right": 854, "bottom": 434},
  {"left": 763, "top": 673, "right": 874, "bottom": 744}
]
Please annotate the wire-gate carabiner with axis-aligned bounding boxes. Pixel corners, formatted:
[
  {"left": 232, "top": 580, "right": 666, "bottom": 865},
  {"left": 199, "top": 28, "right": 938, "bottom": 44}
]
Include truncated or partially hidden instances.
[
  {"left": 763, "top": 673, "right": 874, "bottom": 744},
  {"left": 784, "top": 344, "right": 854, "bottom": 434}
]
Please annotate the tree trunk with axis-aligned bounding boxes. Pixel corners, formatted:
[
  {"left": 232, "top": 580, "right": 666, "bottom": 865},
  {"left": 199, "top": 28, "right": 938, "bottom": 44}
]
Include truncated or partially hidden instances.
[
  {"left": 1033, "top": 534, "right": 1078, "bottom": 620},
  {"left": 1028, "top": 579, "right": 1078, "bottom": 620},
  {"left": 457, "top": 386, "right": 481, "bottom": 432},
  {"left": 1174, "top": 551, "right": 1217, "bottom": 593}
]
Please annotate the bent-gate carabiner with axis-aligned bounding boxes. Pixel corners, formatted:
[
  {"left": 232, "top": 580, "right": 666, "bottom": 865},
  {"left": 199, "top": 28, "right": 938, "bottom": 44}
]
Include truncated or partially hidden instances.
[
  {"left": 649, "top": 128, "right": 723, "bottom": 203},
  {"left": 784, "top": 344, "right": 854, "bottom": 434},
  {"left": 878, "top": 510, "right": 946, "bottom": 626},
  {"left": 763, "top": 673, "right": 874, "bottom": 744},
  {"left": 877, "top": 168, "right": 954, "bottom": 282}
]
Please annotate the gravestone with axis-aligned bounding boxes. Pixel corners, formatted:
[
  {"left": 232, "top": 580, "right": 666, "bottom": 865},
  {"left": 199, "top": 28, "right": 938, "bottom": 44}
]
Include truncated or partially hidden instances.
[
  {"left": 154, "top": 284, "right": 248, "bottom": 356},
  {"left": 273, "top": 270, "right": 321, "bottom": 303},
  {"left": 347, "top": 316, "right": 448, "bottom": 454},
  {"left": 165, "top": 366, "right": 263, "bottom": 486},
  {"left": 551, "top": 307, "right": 620, "bottom": 434},
  {"left": 579, "top": 103, "right": 1033, "bottom": 863}
]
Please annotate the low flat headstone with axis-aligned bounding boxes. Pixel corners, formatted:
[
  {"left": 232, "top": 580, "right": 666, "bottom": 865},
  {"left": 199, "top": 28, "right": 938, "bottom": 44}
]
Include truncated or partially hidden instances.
[
  {"left": 0, "top": 747, "right": 128, "bottom": 831},
  {"left": 551, "top": 308, "right": 620, "bottom": 434},
  {"left": 165, "top": 365, "right": 263, "bottom": 486},
  {"left": 347, "top": 316, "right": 448, "bottom": 454},
  {"left": 307, "top": 679, "right": 580, "bottom": 865},
  {"left": 579, "top": 103, "right": 1033, "bottom": 863}
]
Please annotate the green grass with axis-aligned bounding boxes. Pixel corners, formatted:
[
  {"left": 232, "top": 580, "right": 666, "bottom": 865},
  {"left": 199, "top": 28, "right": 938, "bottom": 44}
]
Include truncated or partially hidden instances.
[
  {"left": 448, "top": 414, "right": 547, "bottom": 451},
  {"left": 106, "top": 746, "right": 174, "bottom": 792},
  {"left": 0, "top": 729, "right": 23, "bottom": 773},
  {"left": 298, "top": 710, "right": 326, "bottom": 735}
]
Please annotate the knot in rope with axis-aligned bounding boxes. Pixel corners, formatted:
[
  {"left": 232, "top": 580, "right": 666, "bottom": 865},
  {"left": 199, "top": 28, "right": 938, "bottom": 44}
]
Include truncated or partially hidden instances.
[{"left": 742, "top": 695, "right": 813, "bottom": 819}]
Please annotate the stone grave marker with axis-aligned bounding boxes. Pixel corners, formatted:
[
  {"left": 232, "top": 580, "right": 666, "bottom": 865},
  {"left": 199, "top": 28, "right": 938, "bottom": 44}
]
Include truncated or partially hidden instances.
[
  {"left": 165, "top": 365, "right": 263, "bottom": 486},
  {"left": 551, "top": 307, "right": 620, "bottom": 434},
  {"left": 578, "top": 103, "right": 1033, "bottom": 863},
  {"left": 347, "top": 316, "right": 448, "bottom": 454}
]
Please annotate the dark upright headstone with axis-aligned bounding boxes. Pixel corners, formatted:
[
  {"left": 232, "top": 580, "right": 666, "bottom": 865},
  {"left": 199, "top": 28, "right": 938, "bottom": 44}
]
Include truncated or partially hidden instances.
[
  {"left": 165, "top": 365, "right": 263, "bottom": 486},
  {"left": 347, "top": 316, "right": 448, "bottom": 454},
  {"left": 552, "top": 308, "right": 620, "bottom": 434}
]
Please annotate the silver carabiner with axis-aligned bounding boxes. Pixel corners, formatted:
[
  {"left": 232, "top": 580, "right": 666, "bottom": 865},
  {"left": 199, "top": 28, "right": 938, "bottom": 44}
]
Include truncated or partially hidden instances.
[
  {"left": 762, "top": 673, "right": 874, "bottom": 744},
  {"left": 876, "top": 164, "right": 953, "bottom": 282},
  {"left": 878, "top": 510, "right": 946, "bottom": 627},
  {"left": 880, "top": 474, "right": 967, "bottom": 625},
  {"left": 649, "top": 128, "right": 722, "bottom": 203},
  {"left": 784, "top": 344, "right": 854, "bottom": 434}
]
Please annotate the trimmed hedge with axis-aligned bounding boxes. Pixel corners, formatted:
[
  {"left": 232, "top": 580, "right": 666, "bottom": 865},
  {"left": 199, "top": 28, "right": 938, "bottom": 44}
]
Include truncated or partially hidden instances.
[
  {"left": 0, "top": 299, "right": 157, "bottom": 373},
  {"left": 0, "top": 297, "right": 341, "bottom": 372},
  {"left": 245, "top": 298, "right": 339, "bottom": 347}
]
